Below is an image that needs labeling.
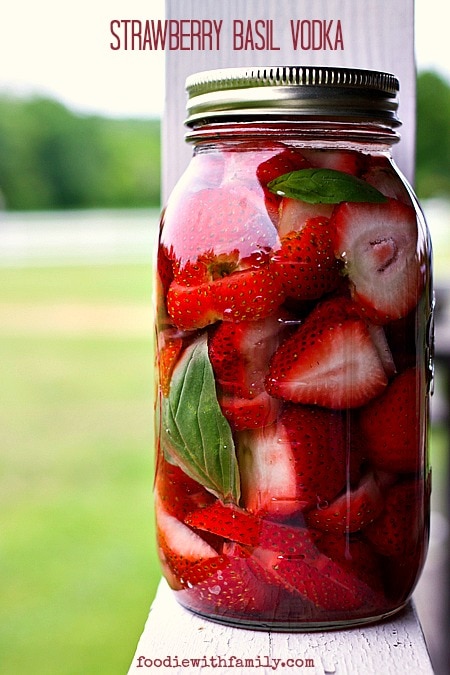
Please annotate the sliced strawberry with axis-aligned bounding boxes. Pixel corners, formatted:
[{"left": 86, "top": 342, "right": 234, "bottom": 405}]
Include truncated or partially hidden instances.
[
  {"left": 277, "top": 197, "right": 334, "bottom": 237},
  {"left": 156, "top": 459, "right": 215, "bottom": 520},
  {"left": 301, "top": 148, "right": 365, "bottom": 176},
  {"left": 211, "top": 266, "right": 285, "bottom": 323},
  {"left": 362, "top": 156, "right": 411, "bottom": 203},
  {"left": 162, "top": 185, "right": 278, "bottom": 270},
  {"left": 384, "top": 311, "right": 417, "bottom": 372},
  {"left": 166, "top": 280, "right": 216, "bottom": 330},
  {"left": 306, "top": 471, "right": 384, "bottom": 534},
  {"left": 167, "top": 265, "right": 285, "bottom": 330},
  {"left": 218, "top": 391, "right": 280, "bottom": 430},
  {"left": 237, "top": 422, "right": 298, "bottom": 517},
  {"left": 256, "top": 147, "right": 311, "bottom": 224},
  {"left": 364, "top": 480, "right": 425, "bottom": 557},
  {"left": 255, "top": 546, "right": 381, "bottom": 612},
  {"left": 208, "top": 312, "right": 291, "bottom": 398},
  {"left": 185, "top": 501, "right": 320, "bottom": 561},
  {"left": 270, "top": 216, "right": 341, "bottom": 300},
  {"left": 317, "top": 535, "right": 385, "bottom": 593},
  {"left": 266, "top": 297, "right": 391, "bottom": 409},
  {"left": 359, "top": 368, "right": 421, "bottom": 473},
  {"left": 178, "top": 545, "right": 281, "bottom": 616},
  {"left": 332, "top": 198, "right": 423, "bottom": 323},
  {"left": 237, "top": 405, "right": 347, "bottom": 516},
  {"left": 155, "top": 496, "right": 218, "bottom": 583},
  {"left": 157, "top": 332, "right": 183, "bottom": 396},
  {"left": 157, "top": 244, "right": 174, "bottom": 297}
]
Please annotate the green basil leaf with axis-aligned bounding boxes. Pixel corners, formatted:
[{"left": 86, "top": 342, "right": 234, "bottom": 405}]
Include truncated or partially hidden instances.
[
  {"left": 161, "top": 334, "right": 240, "bottom": 504},
  {"left": 267, "top": 168, "right": 388, "bottom": 204}
]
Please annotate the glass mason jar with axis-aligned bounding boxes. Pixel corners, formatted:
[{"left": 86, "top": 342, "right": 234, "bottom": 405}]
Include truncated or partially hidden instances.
[{"left": 154, "top": 66, "right": 433, "bottom": 630}]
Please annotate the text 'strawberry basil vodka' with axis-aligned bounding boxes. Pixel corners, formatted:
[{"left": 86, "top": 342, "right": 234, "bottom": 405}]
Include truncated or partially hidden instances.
[{"left": 153, "top": 66, "right": 433, "bottom": 630}]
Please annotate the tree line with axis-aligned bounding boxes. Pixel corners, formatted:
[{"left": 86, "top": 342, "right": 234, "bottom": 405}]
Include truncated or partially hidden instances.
[{"left": 0, "top": 70, "right": 448, "bottom": 211}]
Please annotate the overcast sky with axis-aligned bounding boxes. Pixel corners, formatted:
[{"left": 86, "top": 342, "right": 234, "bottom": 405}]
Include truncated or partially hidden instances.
[{"left": 0, "top": 0, "right": 448, "bottom": 118}]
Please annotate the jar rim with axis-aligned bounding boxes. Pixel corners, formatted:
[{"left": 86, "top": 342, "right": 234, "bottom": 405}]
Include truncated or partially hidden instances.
[{"left": 185, "top": 65, "right": 401, "bottom": 128}]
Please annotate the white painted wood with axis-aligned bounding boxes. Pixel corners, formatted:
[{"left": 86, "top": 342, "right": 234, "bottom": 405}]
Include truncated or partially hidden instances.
[
  {"left": 127, "top": 579, "right": 433, "bottom": 674},
  {"left": 163, "top": 0, "right": 416, "bottom": 202}
]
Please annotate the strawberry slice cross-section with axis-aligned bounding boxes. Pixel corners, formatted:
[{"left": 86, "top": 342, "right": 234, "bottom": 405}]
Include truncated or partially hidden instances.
[
  {"left": 332, "top": 198, "right": 423, "bottom": 323},
  {"left": 266, "top": 296, "right": 393, "bottom": 409}
]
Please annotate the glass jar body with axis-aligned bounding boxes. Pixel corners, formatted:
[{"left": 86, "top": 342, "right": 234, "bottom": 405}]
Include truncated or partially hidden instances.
[{"left": 154, "top": 123, "right": 432, "bottom": 630}]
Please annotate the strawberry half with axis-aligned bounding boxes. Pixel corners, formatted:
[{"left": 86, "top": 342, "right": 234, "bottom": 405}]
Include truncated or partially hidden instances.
[
  {"left": 254, "top": 546, "right": 382, "bottom": 612},
  {"left": 270, "top": 216, "right": 341, "bottom": 301},
  {"left": 155, "top": 495, "right": 218, "bottom": 583},
  {"left": 167, "top": 265, "right": 285, "bottom": 330},
  {"left": 162, "top": 185, "right": 278, "bottom": 268},
  {"left": 359, "top": 368, "right": 421, "bottom": 473},
  {"left": 208, "top": 312, "right": 291, "bottom": 429},
  {"left": 276, "top": 197, "right": 334, "bottom": 238},
  {"left": 306, "top": 471, "right": 384, "bottom": 534},
  {"left": 157, "top": 331, "right": 183, "bottom": 396},
  {"left": 178, "top": 544, "right": 281, "bottom": 617},
  {"left": 237, "top": 405, "right": 347, "bottom": 515},
  {"left": 364, "top": 480, "right": 425, "bottom": 557},
  {"left": 162, "top": 185, "right": 284, "bottom": 329},
  {"left": 332, "top": 198, "right": 423, "bottom": 323},
  {"left": 208, "top": 312, "right": 291, "bottom": 398},
  {"left": 317, "top": 536, "right": 385, "bottom": 593},
  {"left": 266, "top": 296, "right": 392, "bottom": 409},
  {"left": 155, "top": 459, "right": 215, "bottom": 520},
  {"left": 256, "top": 147, "right": 311, "bottom": 224},
  {"left": 301, "top": 148, "right": 365, "bottom": 176},
  {"left": 185, "top": 501, "right": 320, "bottom": 561},
  {"left": 218, "top": 392, "right": 280, "bottom": 431}
]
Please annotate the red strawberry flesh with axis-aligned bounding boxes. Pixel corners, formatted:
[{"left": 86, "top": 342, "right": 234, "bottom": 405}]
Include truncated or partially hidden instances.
[{"left": 332, "top": 198, "right": 423, "bottom": 323}]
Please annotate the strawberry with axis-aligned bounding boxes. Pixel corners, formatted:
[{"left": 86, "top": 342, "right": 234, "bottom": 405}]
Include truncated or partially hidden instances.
[
  {"left": 332, "top": 198, "right": 423, "bottom": 323},
  {"left": 161, "top": 185, "right": 284, "bottom": 329},
  {"left": 178, "top": 544, "right": 281, "bottom": 616},
  {"left": 361, "top": 156, "right": 411, "bottom": 204},
  {"left": 237, "top": 405, "right": 347, "bottom": 515},
  {"left": 254, "top": 546, "right": 381, "bottom": 612},
  {"left": 317, "top": 536, "right": 385, "bottom": 593},
  {"left": 266, "top": 296, "right": 392, "bottom": 409},
  {"left": 162, "top": 185, "right": 278, "bottom": 271},
  {"left": 277, "top": 197, "right": 334, "bottom": 238},
  {"left": 256, "top": 147, "right": 311, "bottom": 224},
  {"left": 167, "top": 265, "right": 285, "bottom": 330},
  {"left": 208, "top": 312, "right": 291, "bottom": 398},
  {"left": 358, "top": 368, "right": 421, "bottom": 473},
  {"left": 306, "top": 471, "right": 384, "bottom": 534},
  {"left": 384, "top": 311, "right": 417, "bottom": 372},
  {"left": 185, "top": 501, "right": 320, "bottom": 561},
  {"left": 218, "top": 391, "right": 280, "bottom": 431},
  {"left": 208, "top": 312, "right": 291, "bottom": 428},
  {"left": 364, "top": 480, "right": 424, "bottom": 557},
  {"left": 301, "top": 148, "right": 365, "bottom": 176},
  {"left": 155, "top": 459, "right": 214, "bottom": 520},
  {"left": 270, "top": 216, "right": 341, "bottom": 300},
  {"left": 155, "top": 495, "right": 218, "bottom": 583},
  {"left": 156, "top": 244, "right": 174, "bottom": 298},
  {"left": 157, "top": 331, "right": 183, "bottom": 396}
]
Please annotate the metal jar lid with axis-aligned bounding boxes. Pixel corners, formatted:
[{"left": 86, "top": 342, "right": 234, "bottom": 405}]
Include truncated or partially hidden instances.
[{"left": 185, "top": 65, "right": 401, "bottom": 127}]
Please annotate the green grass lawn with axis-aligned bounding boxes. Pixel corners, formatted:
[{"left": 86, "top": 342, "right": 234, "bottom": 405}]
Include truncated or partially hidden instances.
[{"left": 0, "top": 263, "right": 161, "bottom": 675}]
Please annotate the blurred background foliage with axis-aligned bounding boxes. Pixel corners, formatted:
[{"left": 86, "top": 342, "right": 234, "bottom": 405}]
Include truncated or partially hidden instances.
[
  {"left": 0, "top": 70, "right": 448, "bottom": 213},
  {"left": 0, "top": 98, "right": 160, "bottom": 211}
]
